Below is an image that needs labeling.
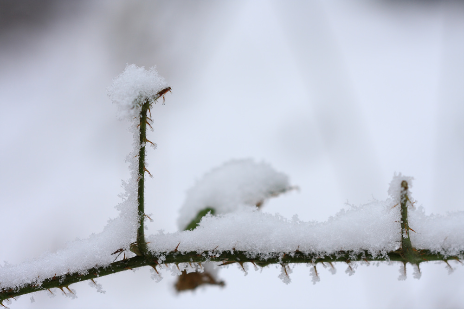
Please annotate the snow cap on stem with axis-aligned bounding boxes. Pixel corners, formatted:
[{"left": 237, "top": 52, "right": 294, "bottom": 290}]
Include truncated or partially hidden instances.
[{"left": 107, "top": 64, "right": 168, "bottom": 120}]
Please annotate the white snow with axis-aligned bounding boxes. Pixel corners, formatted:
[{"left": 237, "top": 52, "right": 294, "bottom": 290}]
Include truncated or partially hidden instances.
[
  {"left": 107, "top": 64, "right": 168, "bottom": 120},
  {"left": 177, "top": 159, "right": 292, "bottom": 230},
  {"left": 0, "top": 170, "right": 463, "bottom": 291},
  {"left": 151, "top": 201, "right": 400, "bottom": 257}
]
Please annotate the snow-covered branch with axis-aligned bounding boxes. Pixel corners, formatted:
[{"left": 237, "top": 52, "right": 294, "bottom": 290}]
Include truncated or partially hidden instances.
[{"left": 1, "top": 65, "right": 463, "bottom": 307}]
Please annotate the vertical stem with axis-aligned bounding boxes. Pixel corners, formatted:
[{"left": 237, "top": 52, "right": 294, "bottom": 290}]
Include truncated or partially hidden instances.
[
  {"left": 400, "top": 180, "right": 414, "bottom": 261},
  {"left": 136, "top": 100, "right": 150, "bottom": 255}
]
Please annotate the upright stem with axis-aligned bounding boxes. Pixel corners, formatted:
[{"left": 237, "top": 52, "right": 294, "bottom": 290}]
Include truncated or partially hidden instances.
[
  {"left": 399, "top": 180, "right": 415, "bottom": 262},
  {"left": 136, "top": 100, "right": 150, "bottom": 255}
]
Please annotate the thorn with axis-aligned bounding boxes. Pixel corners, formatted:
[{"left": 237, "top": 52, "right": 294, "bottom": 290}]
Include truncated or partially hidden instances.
[
  {"left": 65, "top": 286, "right": 74, "bottom": 294},
  {"left": 238, "top": 262, "right": 246, "bottom": 272},
  {"left": 58, "top": 287, "right": 66, "bottom": 295},
  {"left": 146, "top": 121, "right": 153, "bottom": 130},
  {"left": 144, "top": 214, "right": 153, "bottom": 221},
  {"left": 174, "top": 243, "right": 180, "bottom": 253},
  {"left": 91, "top": 279, "right": 97, "bottom": 284},
  {"left": 148, "top": 107, "right": 152, "bottom": 118},
  {"left": 47, "top": 289, "right": 54, "bottom": 295},
  {"left": 144, "top": 167, "right": 153, "bottom": 178},
  {"left": 391, "top": 203, "right": 399, "bottom": 209},
  {"left": 281, "top": 263, "right": 289, "bottom": 277},
  {"left": 151, "top": 265, "right": 159, "bottom": 275}
]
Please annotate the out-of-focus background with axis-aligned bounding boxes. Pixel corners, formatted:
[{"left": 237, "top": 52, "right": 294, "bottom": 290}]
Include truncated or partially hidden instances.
[{"left": 1, "top": 0, "right": 463, "bottom": 308}]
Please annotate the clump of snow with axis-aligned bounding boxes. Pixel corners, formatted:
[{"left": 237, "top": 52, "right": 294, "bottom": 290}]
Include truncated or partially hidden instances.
[
  {"left": 107, "top": 64, "right": 168, "bottom": 120},
  {"left": 153, "top": 200, "right": 401, "bottom": 257},
  {"left": 177, "top": 159, "right": 292, "bottom": 230},
  {"left": 409, "top": 206, "right": 464, "bottom": 256}
]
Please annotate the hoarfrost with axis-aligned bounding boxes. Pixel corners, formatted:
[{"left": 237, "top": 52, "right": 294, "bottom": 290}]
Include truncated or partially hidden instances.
[
  {"left": 412, "top": 264, "right": 421, "bottom": 279},
  {"left": 278, "top": 264, "right": 292, "bottom": 284},
  {"left": 398, "top": 263, "right": 407, "bottom": 281},
  {"left": 308, "top": 265, "right": 320, "bottom": 284},
  {"left": 150, "top": 267, "right": 163, "bottom": 283},
  {"left": 89, "top": 279, "right": 106, "bottom": 294}
]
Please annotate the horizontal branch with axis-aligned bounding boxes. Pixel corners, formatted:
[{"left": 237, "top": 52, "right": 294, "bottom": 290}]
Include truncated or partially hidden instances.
[{"left": 1, "top": 249, "right": 462, "bottom": 303}]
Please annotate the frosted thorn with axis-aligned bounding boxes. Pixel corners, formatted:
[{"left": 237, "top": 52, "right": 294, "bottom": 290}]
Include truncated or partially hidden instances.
[
  {"left": 174, "top": 243, "right": 181, "bottom": 253},
  {"left": 391, "top": 203, "right": 399, "bottom": 209},
  {"left": 58, "top": 287, "right": 66, "bottom": 295},
  {"left": 238, "top": 262, "right": 246, "bottom": 272},
  {"left": 150, "top": 265, "right": 160, "bottom": 275},
  {"left": 47, "top": 289, "right": 54, "bottom": 295},
  {"left": 281, "top": 263, "right": 289, "bottom": 277},
  {"left": 146, "top": 121, "right": 153, "bottom": 130},
  {"left": 65, "top": 286, "right": 74, "bottom": 294},
  {"left": 148, "top": 106, "right": 152, "bottom": 118},
  {"left": 91, "top": 279, "right": 97, "bottom": 284},
  {"left": 144, "top": 214, "right": 153, "bottom": 222}
]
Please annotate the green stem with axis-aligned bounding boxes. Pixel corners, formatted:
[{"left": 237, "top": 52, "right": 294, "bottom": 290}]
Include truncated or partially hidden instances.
[
  {"left": 2, "top": 249, "right": 461, "bottom": 302},
  {"left": 136, "top": 100, "right": 150, "bottom": 256},
  {"left": 399, "top": 180, "right": 416, "bottom": 263}
]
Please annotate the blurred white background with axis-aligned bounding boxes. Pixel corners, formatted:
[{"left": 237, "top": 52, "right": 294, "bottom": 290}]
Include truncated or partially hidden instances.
[{"left": 0, "top": 0, "right": 463, "bottom": 308}]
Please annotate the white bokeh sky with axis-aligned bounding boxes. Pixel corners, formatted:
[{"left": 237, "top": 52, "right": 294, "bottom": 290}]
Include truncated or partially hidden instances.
[{"left": 0, "top": 1, "right": 463, "bottom": 308}]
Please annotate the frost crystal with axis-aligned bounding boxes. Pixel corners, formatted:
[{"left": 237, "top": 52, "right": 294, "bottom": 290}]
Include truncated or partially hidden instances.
[
  {"left": 89, "top": 279, "right": 106, "bottom": 294},
  {"left": 278, "top": 264, "right": 292, "bottom": 284},
  {"left": 309, "top": 265, "right": 320, "bottom": 284}
]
